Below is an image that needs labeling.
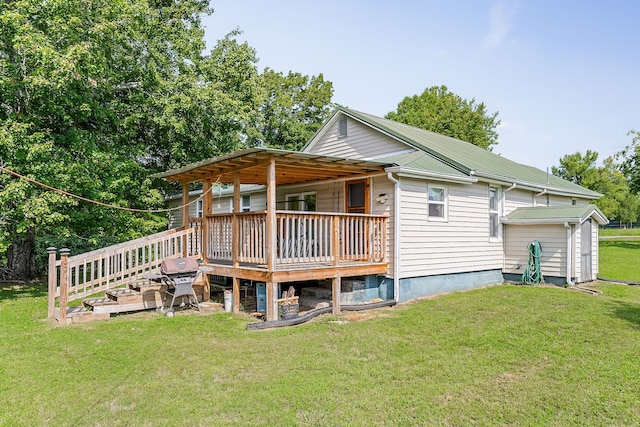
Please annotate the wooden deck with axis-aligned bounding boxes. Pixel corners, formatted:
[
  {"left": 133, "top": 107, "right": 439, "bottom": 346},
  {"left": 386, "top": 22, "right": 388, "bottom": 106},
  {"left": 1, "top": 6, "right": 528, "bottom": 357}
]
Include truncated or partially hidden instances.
[{"left": 203, "top": 258, "right": 388, "bottom": 283}]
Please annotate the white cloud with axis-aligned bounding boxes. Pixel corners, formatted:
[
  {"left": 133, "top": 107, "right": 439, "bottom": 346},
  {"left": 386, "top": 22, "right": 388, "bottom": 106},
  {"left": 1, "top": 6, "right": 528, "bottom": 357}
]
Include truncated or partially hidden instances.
[{"left": 482, "top": 2, "right": 518, "bottom": 50}]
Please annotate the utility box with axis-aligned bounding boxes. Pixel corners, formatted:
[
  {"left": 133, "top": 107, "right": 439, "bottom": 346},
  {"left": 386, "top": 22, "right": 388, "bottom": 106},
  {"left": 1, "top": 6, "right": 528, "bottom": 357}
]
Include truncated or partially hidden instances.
[{"left": 256, "top": 282, "right": 279, "bottom": 313}]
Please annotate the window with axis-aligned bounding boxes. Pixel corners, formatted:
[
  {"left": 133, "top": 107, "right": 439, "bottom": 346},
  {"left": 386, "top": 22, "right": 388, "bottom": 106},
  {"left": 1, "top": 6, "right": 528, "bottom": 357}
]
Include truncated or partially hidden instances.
[
  {"left": 489, "top": 187, "right": 500, "bottom": 238},
  {"left": 338, "top": 117, "right": 348, "bottom": 137},
  {"left": 286, "top": 192, "right": 317, "bottom": 211},
  {"left": 196, "top": 199, "right": 203, "bottom": 218},
  {"left": 428, "top": 185, "right": 447, "bottom": 220},
  {"left": 242, "top": 194, "right": 251, "bottom": 212}
]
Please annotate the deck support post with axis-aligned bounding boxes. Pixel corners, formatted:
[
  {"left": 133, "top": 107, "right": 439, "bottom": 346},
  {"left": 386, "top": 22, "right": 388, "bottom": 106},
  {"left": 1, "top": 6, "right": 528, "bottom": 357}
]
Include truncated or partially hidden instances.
[
  {"left": 332, "top": 276, "right": 341, "bottom": 316},
  {"left": 232, "top": 277, "right": 240, "bottom": 313},
  {"left": 265, "top": 159, "right": 277, "bottom": 321},
  {"left": 266, "top": 281, "right": 279, "bottom": 321},
  {"left": 232, "top": 172, "right": 241, "bottom": 311},
  {"left": 47, "top": 247, "right": 57, "bottom": 319},
  {"left": 59, "top": 248, "right": 70, "bottom": 325}
]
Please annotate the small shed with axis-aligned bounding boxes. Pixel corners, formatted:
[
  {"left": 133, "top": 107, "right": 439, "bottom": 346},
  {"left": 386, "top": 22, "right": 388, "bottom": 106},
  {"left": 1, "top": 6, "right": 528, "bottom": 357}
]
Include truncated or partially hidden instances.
[{"left": 502, "top": 205, "right": 608, "bottom": 285}]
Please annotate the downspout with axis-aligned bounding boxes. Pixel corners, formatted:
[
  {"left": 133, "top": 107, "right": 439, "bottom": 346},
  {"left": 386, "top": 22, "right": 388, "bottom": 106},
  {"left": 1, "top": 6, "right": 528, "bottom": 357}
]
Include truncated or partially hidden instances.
[
  {"left": 564, "top": 222, "right": 574, "bottom": 286},
  {"left": 504, "top": 182, "right": 517, "bottom": 192},
  {"left": 387, "top": 172, "right": 400, "bottom": 302},
  {"left": 534, "top": 188, "right": 547, "bottom": 207}
]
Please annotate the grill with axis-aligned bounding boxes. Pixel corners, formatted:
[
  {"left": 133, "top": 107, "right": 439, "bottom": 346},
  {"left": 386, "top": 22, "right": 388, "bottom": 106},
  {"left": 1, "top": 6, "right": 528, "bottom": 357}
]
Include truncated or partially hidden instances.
[{"left": 160, "top": 257, "right": 202, "bottom": 315}]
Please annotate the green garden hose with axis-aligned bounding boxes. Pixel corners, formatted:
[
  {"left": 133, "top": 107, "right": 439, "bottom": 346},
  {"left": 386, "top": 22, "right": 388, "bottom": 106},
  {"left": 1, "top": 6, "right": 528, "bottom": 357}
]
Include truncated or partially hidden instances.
[{"left": 522, "top": 240, "right": 544, "bottom": 284}]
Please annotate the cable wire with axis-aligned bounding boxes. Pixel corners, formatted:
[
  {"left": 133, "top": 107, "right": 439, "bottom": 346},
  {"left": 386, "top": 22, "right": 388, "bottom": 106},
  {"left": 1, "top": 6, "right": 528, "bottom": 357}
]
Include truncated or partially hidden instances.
[{"left": 0, "top": 165, "right": 216, "bottom": 214}]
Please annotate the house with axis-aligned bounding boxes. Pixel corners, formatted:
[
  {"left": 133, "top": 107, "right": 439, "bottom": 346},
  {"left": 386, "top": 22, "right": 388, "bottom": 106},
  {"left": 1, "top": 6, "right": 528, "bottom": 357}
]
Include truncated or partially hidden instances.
[{"left": 157, "top": 107, "right": 607, "bottom": 321}]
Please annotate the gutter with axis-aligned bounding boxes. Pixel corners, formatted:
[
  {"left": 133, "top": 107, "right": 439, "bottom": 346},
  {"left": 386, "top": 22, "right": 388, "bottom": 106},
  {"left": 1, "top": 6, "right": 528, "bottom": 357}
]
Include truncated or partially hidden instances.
[
  {"left": 564, "top": 222, "right": 575, "bottom": 286},
  {"left": 385, "top": 167, "right": 477, "bottom": 184},
  {"left": 504, "top": 183, "right": 517, "bottom": 192},
  {"left": 387, "top": 172, "right": 401, "bottom": 302}
]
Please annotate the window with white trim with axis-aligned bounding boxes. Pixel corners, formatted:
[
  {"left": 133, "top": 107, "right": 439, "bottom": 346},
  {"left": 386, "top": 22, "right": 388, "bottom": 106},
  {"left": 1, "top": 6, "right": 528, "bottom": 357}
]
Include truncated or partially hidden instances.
[
  {"left": 489, "top": 186, "right": 502, "bottom": 239},
  {"left": 196, "top": 199, "right": 203, "bottom": 218},
  {"left": 428, "top": 185, "right": 447, "bottom": 220},
  {"left": 241, "top": 194, "right": 251, "bottom": 212},
  {"left": 286, "top": 192, "right": 317, "bottom": 211}
]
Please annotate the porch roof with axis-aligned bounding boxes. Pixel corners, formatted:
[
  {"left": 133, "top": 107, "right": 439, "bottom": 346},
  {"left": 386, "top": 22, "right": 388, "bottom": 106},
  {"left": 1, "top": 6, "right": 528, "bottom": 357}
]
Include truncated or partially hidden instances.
[
  {"left": 152, "top": 148, "right": 394, "bottom": 185},
  {"left": 502, "top": 205, "right": 608, "bottom": 225}
]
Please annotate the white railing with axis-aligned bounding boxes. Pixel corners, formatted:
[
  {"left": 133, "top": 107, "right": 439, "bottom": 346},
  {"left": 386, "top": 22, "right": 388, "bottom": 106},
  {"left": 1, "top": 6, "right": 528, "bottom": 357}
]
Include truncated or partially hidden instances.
[
  {"left": 205, "top": 211, "right": 387, "bottom": 266},
  {"left": 48, "top": 225, "right": 202, "bottom": 323}
]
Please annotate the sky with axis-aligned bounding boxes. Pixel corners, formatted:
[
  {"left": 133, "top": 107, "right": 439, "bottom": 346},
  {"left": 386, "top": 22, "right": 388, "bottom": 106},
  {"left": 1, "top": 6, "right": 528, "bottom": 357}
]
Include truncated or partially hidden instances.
[{"left": 201, "top": 1, "right": 639, "bottom": 171}]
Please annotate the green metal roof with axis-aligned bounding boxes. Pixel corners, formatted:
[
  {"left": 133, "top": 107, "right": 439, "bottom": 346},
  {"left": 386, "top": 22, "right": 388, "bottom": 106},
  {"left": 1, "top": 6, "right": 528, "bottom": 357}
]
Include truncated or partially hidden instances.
[
  {"left": 333, "top": 107, "right": 601, "bottom": 199},
  {"left": 503, "top": 205, "right": 608, "bottom": 225}
]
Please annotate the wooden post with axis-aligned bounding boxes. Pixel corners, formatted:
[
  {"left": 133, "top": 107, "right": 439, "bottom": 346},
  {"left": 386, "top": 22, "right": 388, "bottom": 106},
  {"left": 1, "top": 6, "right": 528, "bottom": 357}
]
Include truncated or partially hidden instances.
[
  {"left": 201, "top": 180, "right": 212, "bottom": 302},
  {"left": 181, "top": 182, "right": 189, "bottom": 257},
  {"left": 59, "top": 248, "right": 70, "bottom": 325},
  {"left": 266, "top": 159, "right": 276, "bottom": 271},
  {"left": 332, "top": 215, "right": 340, "bottom": 266},
  {"left": 265, "top": 159, "right": 277, "bottom": 321},
  {"left": 332, "top": 276, "right": 341, "bottom": 316},
  {"left": 233, "top": 277, "right": 240, "bottom": 313},
  {"left": 47, "top": 247, "right": 57, "bottom": 319},
  {"left": 202, "top": 180, "right": 212, "bottom": 263},
  {"left": 232, "top": 172, "right": 240, "bottom": 268},
  {"left": 266, "top": 281, "right": 279, "bottom": 322}
]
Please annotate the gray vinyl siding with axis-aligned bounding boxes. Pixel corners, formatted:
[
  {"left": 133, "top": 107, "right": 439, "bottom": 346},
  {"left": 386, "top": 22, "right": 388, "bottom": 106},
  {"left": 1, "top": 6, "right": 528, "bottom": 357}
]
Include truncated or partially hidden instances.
[
  {"left": 549, "top": 195, "right": 574, "bottom": 206},
  {"left": 308, "top": 116, "right": 414, "bottom": 159},
  {"left": 503, "top": 224, "right": 567, "bottom": 278},
  {"left": 505, "top": 189, "right": 533, "bottom": 213},
  {"left": 399, "top": 179, "right": 504, "bottom": 278}
]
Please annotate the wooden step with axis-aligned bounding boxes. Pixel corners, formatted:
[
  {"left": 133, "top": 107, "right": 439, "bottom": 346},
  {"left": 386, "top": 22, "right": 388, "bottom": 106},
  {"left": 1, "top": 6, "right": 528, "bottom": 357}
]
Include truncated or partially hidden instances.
[
  {"left": 106, "top": 288, "right": 143, "bottom": 304},
  {"left": 55, "top": 306, "right": 111, "bottom": 324},
  {"left": 83, "top": 297, "right": 118, "bottom": 309}
]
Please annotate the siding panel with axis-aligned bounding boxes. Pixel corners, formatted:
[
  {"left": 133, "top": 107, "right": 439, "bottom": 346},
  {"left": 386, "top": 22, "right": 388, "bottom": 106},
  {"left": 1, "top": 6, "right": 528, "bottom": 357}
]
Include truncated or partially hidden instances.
[
  {"left": 504, "top": 224, "right": 567, "bottom": 278},
  {"left": 399, "top": 179, "right": 504, "bottom": 278},
  {"left": 308, "top": 117, "right": 414, "bottom": 159}
]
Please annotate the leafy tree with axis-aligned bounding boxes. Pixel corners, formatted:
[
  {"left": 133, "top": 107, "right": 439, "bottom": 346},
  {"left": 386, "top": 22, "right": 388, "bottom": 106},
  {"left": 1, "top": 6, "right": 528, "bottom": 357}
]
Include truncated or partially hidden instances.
[
  {"left": 0, "top": 0, "right": 263, "bottom": 279},
  {"left": 385, "top": 85, "right": 500, "bottom": 150},
  {"left": 551, "top": 150, "right": 599, "bottom": 186},
  {"left": 618, "top": 130, "right": 640, "bottom": 194},
  {"left": 551, "top": 151, "right": 638, "bottom": 224},
  {"left": 249, "top": 69, "right": 334, "bottom": 151}
]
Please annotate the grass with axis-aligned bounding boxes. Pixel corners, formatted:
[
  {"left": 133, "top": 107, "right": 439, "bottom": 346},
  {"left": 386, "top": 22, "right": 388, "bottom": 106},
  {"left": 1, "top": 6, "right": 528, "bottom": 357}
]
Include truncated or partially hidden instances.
[
  {"left": 599, "top": 227, "right": 640, "bottom": 237},
  {"left": 2, "top": 281, "right": 640, "bottom": 426},
  {"left": 599, "top": 227, "right": 640, "bottom": 282}
]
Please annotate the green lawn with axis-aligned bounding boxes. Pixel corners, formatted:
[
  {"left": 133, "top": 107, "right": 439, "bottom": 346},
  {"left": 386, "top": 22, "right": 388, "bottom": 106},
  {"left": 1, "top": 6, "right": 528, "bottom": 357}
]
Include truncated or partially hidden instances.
[
  {"left": 599, "top": 227, "right": 640, "bottom": 237},
  {"left": 599, "top": 238, "right": 640, "bottom": 282},
  {"left": 599, "top": 227, "right": 640, "bottom": 282},
  {"left": 1, "top": 281, "right": 640, "bottom": 425}
]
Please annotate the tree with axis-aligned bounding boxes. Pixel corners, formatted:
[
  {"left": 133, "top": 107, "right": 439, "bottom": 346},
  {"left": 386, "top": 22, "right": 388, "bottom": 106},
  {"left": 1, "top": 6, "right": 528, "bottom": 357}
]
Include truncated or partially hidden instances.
[
  {"left": 385, "top": 85, "right": 500, "bottom": 150},
  {"left": 0, "top": 0, "right": 263, "bottom": 279},
  {"left": 551, "top": 150, "right": 599, "bottom": 186},
  {"left": 551, "top": 151, "right": 638, "bottom": 224},
  {"left": 618, "top": 130, "right": 640, "bottom": 194},
  {"left": 249, "top": 69, "right": 334, "bottom": 151}
]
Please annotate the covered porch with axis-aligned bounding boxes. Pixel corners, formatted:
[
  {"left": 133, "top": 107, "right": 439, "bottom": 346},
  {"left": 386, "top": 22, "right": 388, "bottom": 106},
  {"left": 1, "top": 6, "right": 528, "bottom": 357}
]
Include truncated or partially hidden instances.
[{"left": 153, "top": 148, "right": 391, "bottom": 321}]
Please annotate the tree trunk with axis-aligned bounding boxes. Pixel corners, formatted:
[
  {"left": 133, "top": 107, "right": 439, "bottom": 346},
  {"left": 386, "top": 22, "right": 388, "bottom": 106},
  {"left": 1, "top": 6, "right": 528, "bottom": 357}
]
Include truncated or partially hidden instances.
[{"left": 4, "top": 228, "right": 38, "bottom": 281}]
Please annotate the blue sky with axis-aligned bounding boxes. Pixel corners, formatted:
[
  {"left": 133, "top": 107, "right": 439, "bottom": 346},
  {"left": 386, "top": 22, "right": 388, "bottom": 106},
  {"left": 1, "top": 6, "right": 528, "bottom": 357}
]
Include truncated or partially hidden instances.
[{"left": 202, "top": 1, "right": 639, "bottom": 171}]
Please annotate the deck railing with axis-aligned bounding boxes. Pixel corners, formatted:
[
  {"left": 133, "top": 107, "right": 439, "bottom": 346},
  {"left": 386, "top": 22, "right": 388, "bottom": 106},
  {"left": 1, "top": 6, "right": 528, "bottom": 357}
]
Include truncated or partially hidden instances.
[
  {"left": 205, "top": 211, "right": 387, "bottom": 266},
  {"left": 48, "top": 226, "right": 202, "bottom": 322}
]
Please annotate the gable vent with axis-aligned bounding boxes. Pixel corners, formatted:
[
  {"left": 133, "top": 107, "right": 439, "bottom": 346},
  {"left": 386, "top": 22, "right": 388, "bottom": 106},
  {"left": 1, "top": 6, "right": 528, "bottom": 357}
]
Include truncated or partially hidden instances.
[{"left": 338, "top": 117, "right": 348, "bottom": 137}]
